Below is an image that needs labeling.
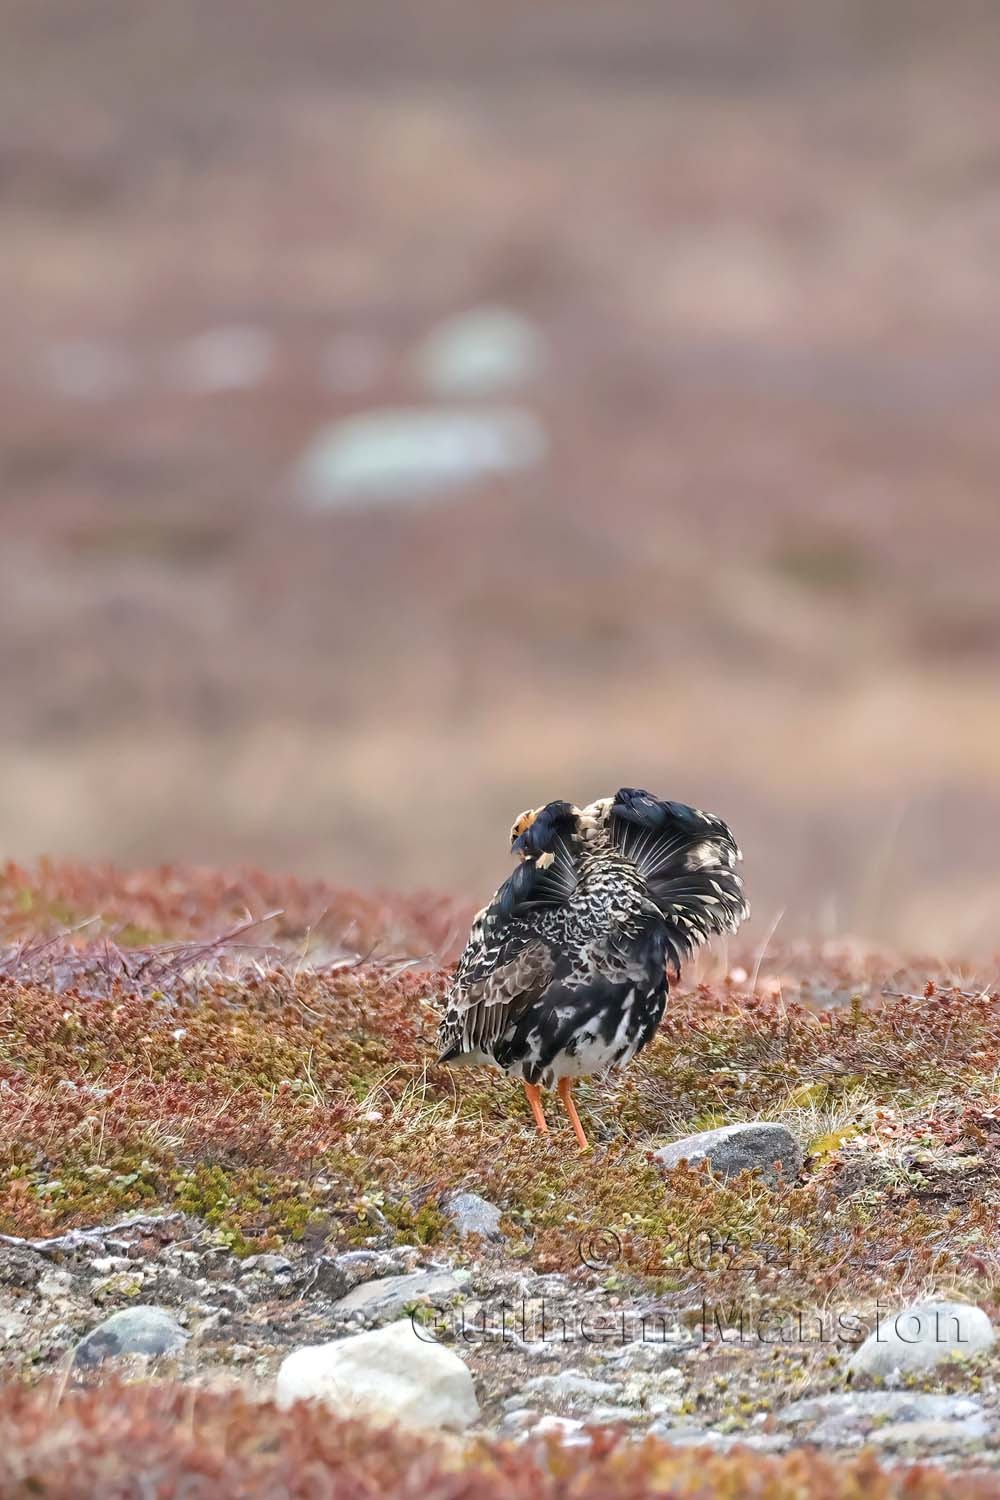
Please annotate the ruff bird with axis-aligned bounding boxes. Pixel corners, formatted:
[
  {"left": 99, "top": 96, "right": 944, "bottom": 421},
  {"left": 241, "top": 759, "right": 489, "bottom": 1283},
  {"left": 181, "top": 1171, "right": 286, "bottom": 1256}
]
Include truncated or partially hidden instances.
[{"left": 438, "top": 788, "right": 748, "bottom": 1149}]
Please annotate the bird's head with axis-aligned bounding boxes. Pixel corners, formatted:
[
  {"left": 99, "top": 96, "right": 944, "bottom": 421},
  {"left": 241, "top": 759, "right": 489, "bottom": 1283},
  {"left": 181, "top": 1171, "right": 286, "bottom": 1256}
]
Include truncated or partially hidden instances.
[
  {"left": 509, "top": 800, "right": 579, "bottom": 863},
  {"left": 509, "top": 808, "right": 540, "bottom": 853}
]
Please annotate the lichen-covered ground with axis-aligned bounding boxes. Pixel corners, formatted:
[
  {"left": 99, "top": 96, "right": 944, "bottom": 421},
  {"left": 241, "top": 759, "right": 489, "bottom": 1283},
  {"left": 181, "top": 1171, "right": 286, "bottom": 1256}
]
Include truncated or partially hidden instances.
[{"left": 2, "top": 859, "right": 1000, "bottom": 1493}]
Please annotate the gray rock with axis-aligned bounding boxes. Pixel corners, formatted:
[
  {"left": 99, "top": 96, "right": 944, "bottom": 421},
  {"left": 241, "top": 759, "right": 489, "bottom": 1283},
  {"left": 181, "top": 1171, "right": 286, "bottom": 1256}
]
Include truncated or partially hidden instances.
[
  {"left": 654, "top": 1122, "right": 802, "bottom": 1182},
  {"left": 644, "top": 1390, "right": 687, "bottom": 1420},
  {"left": 808, "top": 1420, "right": 863, "bottom": 1448},
  {"left": 240, "top": 1253, "right": 293, "bottom": 1277},
  {"left": 498, "top": 1407, "right": 541, "bottom": 1437},
  {"left": 0, "top": 1246, "right": 42, "bottom": 1291},
  {"left": 522, "top": 1341, "right": 561, "bottom": 1361},
  {"left": 238, "top": 1254, "right": 295, "bottom": 1294},
  {"left": 307, "top": 1250, "right": 403, "bottom": 1300},
  {"left": 647, "top": 1424, "right": 788, "bottom": 1452},
  {"left": 521, "top": 1370, "right": 619, "bottom": 1407},
  {"left": 37, "top": 1270, "right": 74, "bottom": 1300},
  {"left": 777, "top": 1392, "right": 986, "bottom": 1447},
  {"left": 647, "top": 1421, "right": 714, "bottom": 1444},
  {"left": 517, "top": 1273, "right": 574, "bottom": 1298},
  {"left": 1, "top": 1213, "right": 182, "bottom": 1257},
  {"left": 74, "top": 1305, "right": 187, "bottom": 1368},
  {"left": 848, "top": 1301, "right": 994, "bottom": 1381},
  {"left": 205, "top": 1282, "right": 247, "bottom": 1310},
  {"left": 89, "top": 1256, "right": 131, "bottom": 1274},
  {"left": 602, "top": 1336, "right": 694, "bottom": 1370},
  {"left": 736, "top": 1434, "right": 793, "bottom": 1453},
  {"left": 872, "top": 1417, "right": 991, "bottom": 1448},
  {"left": 777, "top": 1392, "right": 983, "bottom": 1427},
  {"left": 588, "top": 1405, "right": 645, "bottom": 1425},
  {"left": 297, "top": 407, "right": 547, "bottom": 508},
  {"left": 724, "top": 1433, "right": 790, "bottom": 1453},
  {"left": 518, "top": 1414, "right": 591, "bottom": 1447},
  {"left": 443, "top": 1192, "right": 504, "bottom": 1241},
  {"left": 334, "top": 1270, "right": 463, "bottom": 1321},
  {"left": 416, "top": 307, "right": 546, "bottom": 396},
  {"left": 0, "top": 1310, "right": 28, "bottom": 1342},
  {"left": 275, "top": 1318, "right": 479, "bottom": 1431}
]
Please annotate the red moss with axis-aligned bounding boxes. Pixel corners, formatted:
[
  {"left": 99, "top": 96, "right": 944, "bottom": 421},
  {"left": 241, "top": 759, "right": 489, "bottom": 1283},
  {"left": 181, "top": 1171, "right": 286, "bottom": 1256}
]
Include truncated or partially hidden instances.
[
  {"left": 2, "top": 860, "right": 999, "bottom": 1306},
  {"left": 1, "top": 1382, "right": 998, "bottom": 1499},
  {"left": 0, "top": 856, "right": 469, "bottom": 957}
]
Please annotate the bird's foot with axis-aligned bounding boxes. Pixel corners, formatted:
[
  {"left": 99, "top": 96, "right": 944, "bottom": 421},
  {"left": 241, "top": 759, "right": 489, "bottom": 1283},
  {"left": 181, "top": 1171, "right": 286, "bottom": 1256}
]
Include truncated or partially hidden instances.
[
  {"left": 523, "top": 1081, "right": 549, "bottom": 1134},
  {"left": 557, "top": 1078, "right": 590, "bottom": 1152}
]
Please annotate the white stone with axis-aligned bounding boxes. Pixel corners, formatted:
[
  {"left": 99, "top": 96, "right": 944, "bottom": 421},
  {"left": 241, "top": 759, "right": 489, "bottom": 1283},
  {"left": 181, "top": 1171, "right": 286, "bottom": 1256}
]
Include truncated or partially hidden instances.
[
  {"left": 416, "top": 307, "right": 546, "bottom": 396},
  {"left": 296, "top": 407, "right": 546, "bottom": 508},
  {"left": 848, "top": 1301, "right": 994, "bottom": 1381},
  {"left": 275, "top": 1318, "right": 479, "bottom": 1431}
]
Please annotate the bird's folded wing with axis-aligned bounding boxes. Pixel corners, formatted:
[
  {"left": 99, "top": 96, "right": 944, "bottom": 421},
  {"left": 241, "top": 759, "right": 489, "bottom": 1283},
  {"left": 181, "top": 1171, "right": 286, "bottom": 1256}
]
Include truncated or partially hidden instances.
[{"left": 439, "top": 935, "right": 554, "bottom": 1060}]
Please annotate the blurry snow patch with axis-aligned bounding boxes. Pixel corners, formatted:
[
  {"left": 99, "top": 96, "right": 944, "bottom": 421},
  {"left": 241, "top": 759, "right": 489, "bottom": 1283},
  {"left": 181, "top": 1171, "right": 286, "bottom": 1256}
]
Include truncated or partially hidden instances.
[
  {"left": 416, "top": 307, "right": 546, "bottom": 396},
  {"left": 297, "top": 407, "right": 547, "bottom": 508},
  {"left": 41, "top": 341, "right": 136, "bottom": 401},
  {"left": 166, "top": 325, "right": 273, "bottom": 393}
]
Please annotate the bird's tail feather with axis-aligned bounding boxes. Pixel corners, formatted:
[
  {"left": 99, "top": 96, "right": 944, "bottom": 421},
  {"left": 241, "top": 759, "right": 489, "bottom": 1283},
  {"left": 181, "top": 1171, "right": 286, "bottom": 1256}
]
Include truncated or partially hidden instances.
[{"left": 608, "top": 788, "right": 748, "bottom": 968}]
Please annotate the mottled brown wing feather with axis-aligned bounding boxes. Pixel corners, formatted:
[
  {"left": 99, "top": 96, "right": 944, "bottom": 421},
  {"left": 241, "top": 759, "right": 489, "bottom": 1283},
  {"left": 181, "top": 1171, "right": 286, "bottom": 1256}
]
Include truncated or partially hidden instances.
[{"left": 440, "top": 936, "right": 554, "bottom": 1060}]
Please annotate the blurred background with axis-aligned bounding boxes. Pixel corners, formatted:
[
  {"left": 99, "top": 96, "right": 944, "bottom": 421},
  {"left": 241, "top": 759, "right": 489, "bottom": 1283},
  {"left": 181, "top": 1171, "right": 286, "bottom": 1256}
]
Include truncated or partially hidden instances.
[{"left": 2, "top": 0, "right": 999, "bottom": 954}]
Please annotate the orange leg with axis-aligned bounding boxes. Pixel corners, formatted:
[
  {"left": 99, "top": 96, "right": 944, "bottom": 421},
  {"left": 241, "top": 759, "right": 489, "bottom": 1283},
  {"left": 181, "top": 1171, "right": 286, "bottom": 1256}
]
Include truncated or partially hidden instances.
[
  {"left": 558, "top": 1077, "right": 590, "bottom": 1152},
  {"left": 523, "top": 1081, "right": 549, "bottom": 1134}
]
